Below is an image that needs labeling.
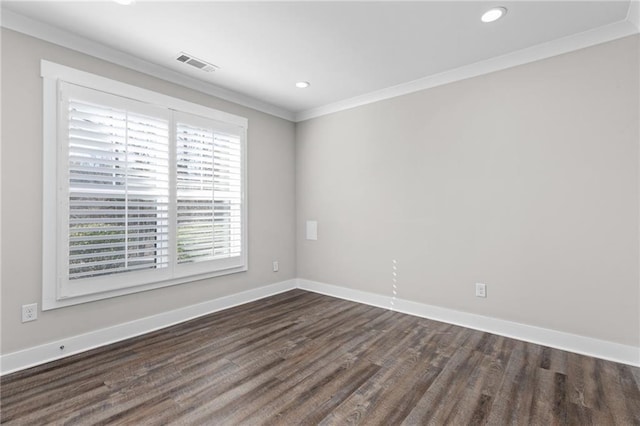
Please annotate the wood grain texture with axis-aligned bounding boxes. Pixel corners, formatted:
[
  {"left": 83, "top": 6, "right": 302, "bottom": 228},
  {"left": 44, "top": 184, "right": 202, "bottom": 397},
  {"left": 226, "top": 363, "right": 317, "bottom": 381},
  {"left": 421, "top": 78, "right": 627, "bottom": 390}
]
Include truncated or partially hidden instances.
[{"left": 1, "top": 289, "right": 639, "bottom": 425}]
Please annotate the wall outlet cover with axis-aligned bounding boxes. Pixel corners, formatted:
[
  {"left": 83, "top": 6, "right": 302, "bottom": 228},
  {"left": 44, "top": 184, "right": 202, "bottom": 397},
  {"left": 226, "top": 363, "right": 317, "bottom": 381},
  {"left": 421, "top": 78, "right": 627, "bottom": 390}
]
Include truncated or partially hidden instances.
[{"left": 22, "top": 303, "right": 38, "bottom": 322}]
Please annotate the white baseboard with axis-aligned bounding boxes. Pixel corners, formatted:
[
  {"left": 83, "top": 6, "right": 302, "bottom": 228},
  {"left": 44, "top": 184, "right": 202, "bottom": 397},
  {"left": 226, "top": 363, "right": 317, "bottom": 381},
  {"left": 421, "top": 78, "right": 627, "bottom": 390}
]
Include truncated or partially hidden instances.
[
  {"left": 3, "top": 277, "right": 638, "bottom": 375},
  {"left": 0, "top": 279, "right": 297, "bottom": 375},
  {"left": 297, "top": 279, "right": 640, "bottom": 367}
]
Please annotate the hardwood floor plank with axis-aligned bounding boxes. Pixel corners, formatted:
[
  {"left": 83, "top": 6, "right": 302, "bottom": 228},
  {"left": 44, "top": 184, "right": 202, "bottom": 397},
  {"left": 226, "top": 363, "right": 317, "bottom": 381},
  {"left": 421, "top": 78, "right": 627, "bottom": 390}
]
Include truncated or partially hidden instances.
[
  {"left": 597, "top": 358, "right": 640, "bottom": 424},
  {"left": 3, "top": 384, "right": 113, "bottom": 425},
  {"left": 263, "top": 357, "right": 380, "bottom": 425},
  {"left": 552, "top": 372, "right": 568, "bottom": 425},
  {"left": 0, "top": 349, "right": 138, "bottom": 406},
  {"left": 567, "top": 401, "right": 595, "bottom": 426},
  {"left": 443, "top": 353, "right": 502, "bottom": 425},
  {"left": 482, "top": 341, "right": 541, "bottom": 425},
  {"left": 359, "top": 364, "right": 442, "bottom": 425},
  {"left": 400, "top": 345, "right": 485, "bottom": 424},
  {"left": 235, "top": 331, "right": 384, "bottom": 422},
  {"left": 469, "top": 393, "right": 493, "bottom": 425},
  {"left": 318, "top": 344, "right": 442, "bottom": 426},
  {"left": 2, "top": 290, "right": 638, "bottom": 425},
  {"left": 526, "top": 367, "right": 555, "bottom": 425}
]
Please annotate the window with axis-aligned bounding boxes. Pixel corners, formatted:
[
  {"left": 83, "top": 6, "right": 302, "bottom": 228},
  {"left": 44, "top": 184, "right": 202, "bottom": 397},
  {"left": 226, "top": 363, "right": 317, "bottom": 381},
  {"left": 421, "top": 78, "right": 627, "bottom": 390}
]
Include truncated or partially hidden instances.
[{"left": 42, "top": 61, "right": 247, "bottom": 309}]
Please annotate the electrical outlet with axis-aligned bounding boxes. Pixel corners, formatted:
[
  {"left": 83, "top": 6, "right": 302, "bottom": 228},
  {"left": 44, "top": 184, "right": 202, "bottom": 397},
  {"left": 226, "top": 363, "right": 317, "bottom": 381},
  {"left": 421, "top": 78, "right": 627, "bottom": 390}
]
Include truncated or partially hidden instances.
[
  {"left": 22, "top": 303, "right": 38, "bottom": 322},
  {"left": 475, "top": 283, "right": 487, "bottom": 298},
  {"left": 273, "top": 261, "right": 279, "bottom": 272}
]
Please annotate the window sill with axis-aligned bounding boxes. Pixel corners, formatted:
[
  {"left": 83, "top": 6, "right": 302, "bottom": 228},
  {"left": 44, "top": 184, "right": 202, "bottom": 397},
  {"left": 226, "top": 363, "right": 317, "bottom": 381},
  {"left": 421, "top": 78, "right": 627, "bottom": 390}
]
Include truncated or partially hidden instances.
[{"left": 42, "top": 265, "right": 248, "bottom": 311}]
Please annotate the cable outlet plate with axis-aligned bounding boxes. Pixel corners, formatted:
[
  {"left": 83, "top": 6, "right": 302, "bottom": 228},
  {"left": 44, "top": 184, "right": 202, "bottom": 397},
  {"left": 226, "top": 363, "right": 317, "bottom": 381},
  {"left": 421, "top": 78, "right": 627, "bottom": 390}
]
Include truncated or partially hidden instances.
[{"left": 22, "top": 303, "right": 38, "bottom": 322}]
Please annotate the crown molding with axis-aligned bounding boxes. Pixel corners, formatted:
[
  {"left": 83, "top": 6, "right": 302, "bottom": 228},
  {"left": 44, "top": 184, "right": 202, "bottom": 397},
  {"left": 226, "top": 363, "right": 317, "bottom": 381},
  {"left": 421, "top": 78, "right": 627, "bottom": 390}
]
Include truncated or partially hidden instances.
[
  {"left": 295, "top": 18, "right": 639, "bottom": 122},
  {"left": 0, "top": 9, "right": 296, "bottom": 122},
  {"left": 2, "top": 8, "right": 637, "bottom": 124},
  {"left": 627, "top": 0, "right": 640, "bottom": 31}
]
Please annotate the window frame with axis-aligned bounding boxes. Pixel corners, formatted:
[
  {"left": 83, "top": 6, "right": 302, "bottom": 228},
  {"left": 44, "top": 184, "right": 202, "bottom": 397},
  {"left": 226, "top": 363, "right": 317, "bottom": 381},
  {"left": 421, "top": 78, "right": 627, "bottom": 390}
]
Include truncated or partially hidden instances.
[{"left": 42, "top": 60, "right": 248, "bottom": 310}]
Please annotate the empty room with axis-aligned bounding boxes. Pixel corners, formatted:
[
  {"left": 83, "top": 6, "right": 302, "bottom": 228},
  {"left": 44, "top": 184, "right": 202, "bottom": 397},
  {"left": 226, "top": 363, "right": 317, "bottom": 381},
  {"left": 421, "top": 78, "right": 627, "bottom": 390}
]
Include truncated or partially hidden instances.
[{"left": 1, "top": 1, "right": 639, "bottom": 424}]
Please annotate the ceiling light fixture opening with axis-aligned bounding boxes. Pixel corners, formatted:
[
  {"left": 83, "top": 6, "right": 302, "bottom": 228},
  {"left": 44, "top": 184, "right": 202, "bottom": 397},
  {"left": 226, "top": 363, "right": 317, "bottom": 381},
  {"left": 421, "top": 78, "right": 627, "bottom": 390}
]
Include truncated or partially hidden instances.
[
  {"left": 296, "top": 81, "right": 311, "bottom": 89},
  {"left": 481, "top": 7, "right": 507, "bottom": 23},
  {"left": 113, "top": 0, "right": 134, "bottom": 5}
]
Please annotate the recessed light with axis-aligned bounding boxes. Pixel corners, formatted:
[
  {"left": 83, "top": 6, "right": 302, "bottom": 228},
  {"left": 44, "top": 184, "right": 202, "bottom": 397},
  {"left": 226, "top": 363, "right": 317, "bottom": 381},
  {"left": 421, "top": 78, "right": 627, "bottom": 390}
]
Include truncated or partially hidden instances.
[
  {"left": 113, "top": 0, "right": 134, "bottom": 5},
  {"left": 296, "top": 81, "right": 311, "bottom": 89},
  {"left": 481, "top": 7, "right": 507, "bottom": 23}
]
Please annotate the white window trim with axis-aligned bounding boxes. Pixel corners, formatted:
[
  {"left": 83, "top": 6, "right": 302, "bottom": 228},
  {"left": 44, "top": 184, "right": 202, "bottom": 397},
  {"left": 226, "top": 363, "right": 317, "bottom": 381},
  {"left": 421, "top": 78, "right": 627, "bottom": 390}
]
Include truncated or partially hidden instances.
[{"left": 42, "top": 60, "right": 248, "bottom": 310}]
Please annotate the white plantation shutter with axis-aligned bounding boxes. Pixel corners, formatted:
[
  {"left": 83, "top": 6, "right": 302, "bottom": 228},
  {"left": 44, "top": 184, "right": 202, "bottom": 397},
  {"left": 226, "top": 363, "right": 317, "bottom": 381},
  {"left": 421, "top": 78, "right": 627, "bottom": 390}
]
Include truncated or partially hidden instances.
[
  {"left": 212, "top": 133, "right": 242, "bottom": 258},
  {"left": 47, "top": 77, "right": 247, "bottom": 306},
  {"left": 175, "top": 114, "right": 243, "bottom": 272},
  {"left": 67, "top": 100, "right": 170, "bottom": 280}
]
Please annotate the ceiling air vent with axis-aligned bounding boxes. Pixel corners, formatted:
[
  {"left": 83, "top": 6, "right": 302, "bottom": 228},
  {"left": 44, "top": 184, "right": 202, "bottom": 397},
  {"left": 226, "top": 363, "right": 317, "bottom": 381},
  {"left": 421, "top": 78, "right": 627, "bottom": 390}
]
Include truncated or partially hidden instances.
[{"left": 176, "top": 52, "right": 219, "bottom": 73}]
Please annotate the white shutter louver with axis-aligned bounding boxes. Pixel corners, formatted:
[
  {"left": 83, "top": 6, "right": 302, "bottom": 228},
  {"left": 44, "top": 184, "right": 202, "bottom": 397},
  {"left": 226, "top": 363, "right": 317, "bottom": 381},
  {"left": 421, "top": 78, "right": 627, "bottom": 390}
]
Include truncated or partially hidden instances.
[
  {"left": 176, "top": 122, "right": 242, "bottom": 264},
  {"left": 67, "top": 99, "right": 170, "bottom": 280}
]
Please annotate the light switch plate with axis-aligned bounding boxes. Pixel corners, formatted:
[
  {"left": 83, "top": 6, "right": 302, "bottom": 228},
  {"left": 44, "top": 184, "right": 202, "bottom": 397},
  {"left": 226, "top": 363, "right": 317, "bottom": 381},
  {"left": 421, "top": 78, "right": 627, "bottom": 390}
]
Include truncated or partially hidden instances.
[{"left": 475, "top": 283, "right": 487, "bottom": 298}]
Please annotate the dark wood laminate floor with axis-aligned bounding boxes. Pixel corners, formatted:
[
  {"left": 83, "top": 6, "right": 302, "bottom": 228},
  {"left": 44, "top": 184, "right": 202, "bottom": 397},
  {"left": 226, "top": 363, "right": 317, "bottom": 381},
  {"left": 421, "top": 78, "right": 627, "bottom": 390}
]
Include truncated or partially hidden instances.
[{"left": 1, "top": 290, "right": 639, "bottom": 425}]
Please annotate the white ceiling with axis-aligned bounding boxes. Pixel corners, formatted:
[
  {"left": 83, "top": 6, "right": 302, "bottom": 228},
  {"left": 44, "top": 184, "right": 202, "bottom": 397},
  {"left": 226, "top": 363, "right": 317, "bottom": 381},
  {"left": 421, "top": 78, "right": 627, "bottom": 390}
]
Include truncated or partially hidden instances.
[{"left": 1, "top": 1, "right": 638, "bottom": 121}]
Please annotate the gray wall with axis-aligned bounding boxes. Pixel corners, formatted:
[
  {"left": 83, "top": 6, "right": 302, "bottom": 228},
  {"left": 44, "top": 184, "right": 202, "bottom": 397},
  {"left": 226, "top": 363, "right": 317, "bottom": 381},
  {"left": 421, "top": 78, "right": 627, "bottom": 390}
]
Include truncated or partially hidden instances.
[
  {"left": 1, "top": 29, "right": 297, "bottom": 354},
  {"left": 296, "top": 35, "right": 640, "bottom": 346},
  {"left": 2, "top": 28, "right": 639, "bottom": 355}
]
